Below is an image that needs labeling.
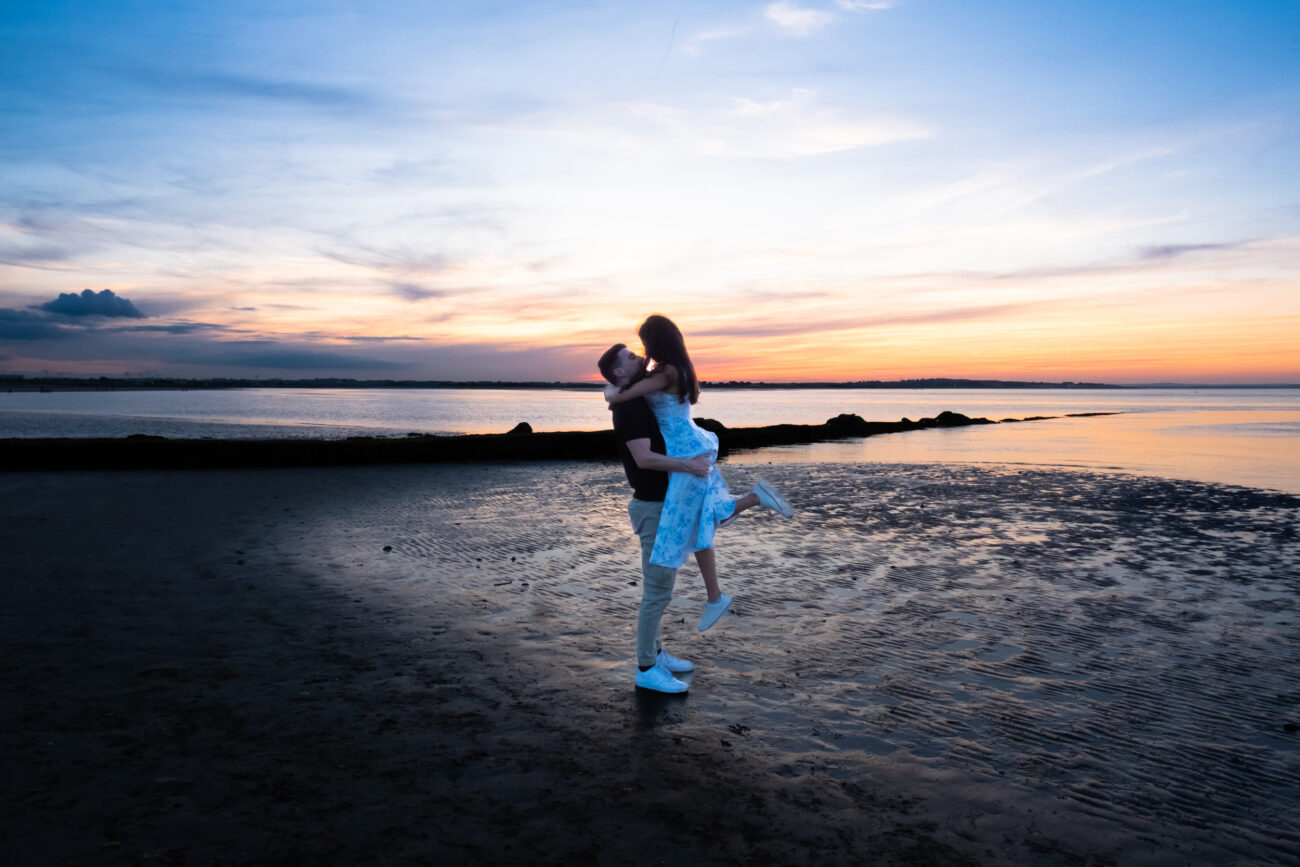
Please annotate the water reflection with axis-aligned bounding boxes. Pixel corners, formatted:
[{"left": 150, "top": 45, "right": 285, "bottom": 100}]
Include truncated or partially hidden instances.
[{"left": 725, "top": 410, "right": 1300, "bottom": 494}]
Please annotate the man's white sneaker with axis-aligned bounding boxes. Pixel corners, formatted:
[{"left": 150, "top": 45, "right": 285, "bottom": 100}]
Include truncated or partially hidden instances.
[
  {"left": 657, "top": 648, "right": 694, "bottom": 673},
  {"left": 697, "top": 593, "right": 733, "bottom": 632},
  {"left": 635, "top": 663, "right": 688, "bottom": 694},
  {"left": 753, "top": 479, "right": 793, "bottom": 518}
]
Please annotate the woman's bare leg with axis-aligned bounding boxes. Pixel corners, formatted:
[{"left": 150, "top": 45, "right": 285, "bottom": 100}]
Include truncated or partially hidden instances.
[
  {"left": 719, "top": 491, "right": 760, "bottom": 527},
  {"left": 694, "top": 547, "right": 722, "bottom": 603}
]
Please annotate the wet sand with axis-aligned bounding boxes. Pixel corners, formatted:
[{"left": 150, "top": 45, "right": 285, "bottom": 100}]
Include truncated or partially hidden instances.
[{"left": 2, "top": 461, "right": 1298, "bottom": 865}]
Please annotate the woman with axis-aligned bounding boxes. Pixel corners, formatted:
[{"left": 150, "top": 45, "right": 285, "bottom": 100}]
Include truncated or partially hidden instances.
[{"left": 605, "top": 314, "right": 793, "bottom": 631}]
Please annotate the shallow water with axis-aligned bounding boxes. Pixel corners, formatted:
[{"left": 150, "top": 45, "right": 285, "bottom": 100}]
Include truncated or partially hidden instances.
[{"left": 728, "top": 408, "right": 1300, "bottom": 494}]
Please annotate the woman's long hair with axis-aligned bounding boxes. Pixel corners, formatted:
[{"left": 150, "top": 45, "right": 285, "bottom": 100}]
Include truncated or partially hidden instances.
[{"left": 638, "top": 314, "right": 699, "bottom": 405}]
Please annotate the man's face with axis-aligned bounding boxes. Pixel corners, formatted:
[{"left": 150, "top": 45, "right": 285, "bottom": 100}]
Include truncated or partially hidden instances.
[{"left": 612, "top": 347, "right": 647, "bottom": 385}]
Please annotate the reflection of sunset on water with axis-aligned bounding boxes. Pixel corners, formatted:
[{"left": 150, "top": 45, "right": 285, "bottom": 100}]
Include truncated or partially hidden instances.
[{"left": 728, "top": 407, "right": 1300, "bottom": 495}]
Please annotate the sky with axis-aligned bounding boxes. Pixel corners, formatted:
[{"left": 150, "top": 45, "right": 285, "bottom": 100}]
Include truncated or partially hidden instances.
[{"left": 1, "top": 0, "right": 1297, "bottom": 384}]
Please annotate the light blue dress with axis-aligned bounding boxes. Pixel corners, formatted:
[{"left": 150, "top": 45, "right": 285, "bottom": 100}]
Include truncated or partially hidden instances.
[{"left": 646, "top": 391, "right": 737, "bottom": 568}]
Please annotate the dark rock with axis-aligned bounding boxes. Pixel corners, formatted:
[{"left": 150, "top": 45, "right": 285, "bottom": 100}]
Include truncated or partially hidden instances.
[
  {"left": 694, "top": 417, "right": 726, "bottom": 434},
  {"left": 934, "top": 411, "right": 993, "bottom": 427},
  {"left": 507, "top": 422, "right": 532, "bottom": 435}
]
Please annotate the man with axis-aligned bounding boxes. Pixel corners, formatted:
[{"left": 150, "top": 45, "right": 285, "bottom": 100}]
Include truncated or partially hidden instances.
[{"left": 598, "top": 343, "right": 710, "bottom": 694}]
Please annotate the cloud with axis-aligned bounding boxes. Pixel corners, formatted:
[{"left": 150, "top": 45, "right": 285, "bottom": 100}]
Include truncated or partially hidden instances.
[
  {"left": 186, "top": 344, "right": 408, "bottom": 371},
  {"left": 0, "top": 241, "right": 75, "bottom": 268},
  {"left": 1138, "top": 242, "right": 1242, "bottom": 261},
  {"left": 319, "top": 242, "right": 454, "bottom": 275},
  {"left": 766, "top": 2, "right": 835, "bottom": 36},
  {"left": 109, "top": 323, "right": 229, "bottom": 335},
  {"left": 38, "top": 289, "right": 146, "bottom": 318},
  {"left": 388, "top": 281, "right": 444, "bottom": 302},
  {"left": 1, "top": 288, "right": 152, "bottom": 339},
  {"left": 625, "top": 89, "right": 930, "bottom": 159},
  {"left": 836, "top": 1, "right": 895, "bottom": 10},
  {"left": 109, "top": 65, "right": 374, "bottom": 112},
  {"left": 680, "top": 27, "right": 747, "bottom": 56},
  {"left": 0, "top": 308, "right": 77, "bottom": 340},
  {"left": 339, "top": 335, "right": 427, "bottom": 343},
  {"left": 694, "top": 302, "right": 1043, "bottom": 339}
]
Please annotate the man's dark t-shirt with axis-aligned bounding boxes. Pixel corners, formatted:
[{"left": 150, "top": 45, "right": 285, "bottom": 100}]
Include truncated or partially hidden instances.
[{"left": 612, "top": 397, "right": 669, "bottom": 502}]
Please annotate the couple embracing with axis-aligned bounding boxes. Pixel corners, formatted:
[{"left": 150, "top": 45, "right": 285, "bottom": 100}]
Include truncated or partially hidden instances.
[{"left": 598, "top": 315, "right": 793, "bottom": 694}]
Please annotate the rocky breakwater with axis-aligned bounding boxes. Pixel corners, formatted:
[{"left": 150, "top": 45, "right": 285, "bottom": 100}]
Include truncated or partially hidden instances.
[
  {"left": 0, "top": 411, "right": 996, "bottom": 471},
  {"left": 699, "top": 410, "right": 993, "bottom": 458}
]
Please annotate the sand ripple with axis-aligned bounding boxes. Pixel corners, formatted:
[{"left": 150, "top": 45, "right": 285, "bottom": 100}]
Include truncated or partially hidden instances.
[{"left": 314, "top": 461, "right": 1299, "bottom": 863}]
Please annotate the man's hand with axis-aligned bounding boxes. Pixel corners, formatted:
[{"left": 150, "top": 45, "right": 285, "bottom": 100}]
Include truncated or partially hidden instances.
[
  {"left": 625, "top": 440, "right": 713, "bottom": 477},
  {"left": 682, "top": 453, "right": 711, "bottom": 478}
]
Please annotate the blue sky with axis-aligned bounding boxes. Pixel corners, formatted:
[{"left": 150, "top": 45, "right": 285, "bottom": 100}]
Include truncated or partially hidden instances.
[{"left": 2, "top": 0, "right": 1297, "bottom": 382}]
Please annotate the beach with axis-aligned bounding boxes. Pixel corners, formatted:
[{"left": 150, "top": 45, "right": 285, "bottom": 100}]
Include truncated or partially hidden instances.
[{"left": 3, "top": 460, "right": 1298, "bottom": 865}]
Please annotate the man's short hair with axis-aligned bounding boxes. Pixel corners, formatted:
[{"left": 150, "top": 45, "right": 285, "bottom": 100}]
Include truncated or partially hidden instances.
[{"left": 597, "top": 343, "right": 626, "bottom": 385}]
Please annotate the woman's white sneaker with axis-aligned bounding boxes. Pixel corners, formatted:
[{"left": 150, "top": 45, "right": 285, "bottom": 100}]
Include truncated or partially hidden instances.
[
  {"left": 697, "top": 593, "right": 733, "bottom": 631},
  {"left": 753, "top": 479, "right": 793, "bottom": 518}
]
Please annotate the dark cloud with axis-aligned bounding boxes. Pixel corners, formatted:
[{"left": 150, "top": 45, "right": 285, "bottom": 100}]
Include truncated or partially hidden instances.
[
  {"left": 1138, "top": 242, "right": 1242, "bottom": 260},
  {"left": 389, "top": 281, "right": 443, "bottom": 302},
  {"left": 0, "top": 308, "right": 77, "bottom": 340},
  {"left": 342, "top": 335, "right": 426, "bottom": 343},
  {"left": 38, "top": 289, "right": 146, "bottom": 318},
  {"left": 109, "top": 323, "right": 229, "bottom": 335},
  {"left": 188, "top": 343, "right": 407, "bottom": 371}
]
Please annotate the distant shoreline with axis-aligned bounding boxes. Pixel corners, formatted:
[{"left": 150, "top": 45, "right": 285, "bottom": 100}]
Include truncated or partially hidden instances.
[{"left": 3, "top": 376, "right": 1297, "bottom": 393}]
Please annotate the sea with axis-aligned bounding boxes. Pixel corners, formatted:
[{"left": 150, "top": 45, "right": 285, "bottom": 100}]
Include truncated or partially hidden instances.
[{"left": 3, "top": 386, "right": 1299, "bottom": 494}]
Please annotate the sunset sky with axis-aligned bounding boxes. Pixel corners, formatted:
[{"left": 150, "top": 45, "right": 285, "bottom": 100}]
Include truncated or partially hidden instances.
[{"left": 2, "top": 1, "right": 1297, "bottom": 384}]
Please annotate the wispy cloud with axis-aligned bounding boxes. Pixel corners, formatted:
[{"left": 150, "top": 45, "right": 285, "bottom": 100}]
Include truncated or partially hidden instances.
[
  {"left": 679, "top": 26, "right": 747, "bottom": 56},
  {"left": 0, "top": 241, "right": 76, "bottom": 269},
  {"left": 318, "top": 242, "right": 456, "bottom": 276},
  {"left": 624, "top": 89, "right": 931, "bottom": 158},
  {"left": 836, "top": 1, "right": 896, "bottom": 11},
  {"left": 184, "top": 344, "right": 408, "bottom": 371},
  {"left": 1138, "top": 242, "right": 1244, "bottom": 261},
  {"left": 106, "top": 65, "right": 375, "bottom": 112},
  {"left": 108, "top": 322, "right": 230, "bottom": 335},
  {"left": 388, "top": 281, "right": 445, "bottom": 302},
  {"left": 695, "top": 302, "right": 1045, "bottom": 339},
  {"left": 765, "top": 2, "right": 835, "bottom": 36}
]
